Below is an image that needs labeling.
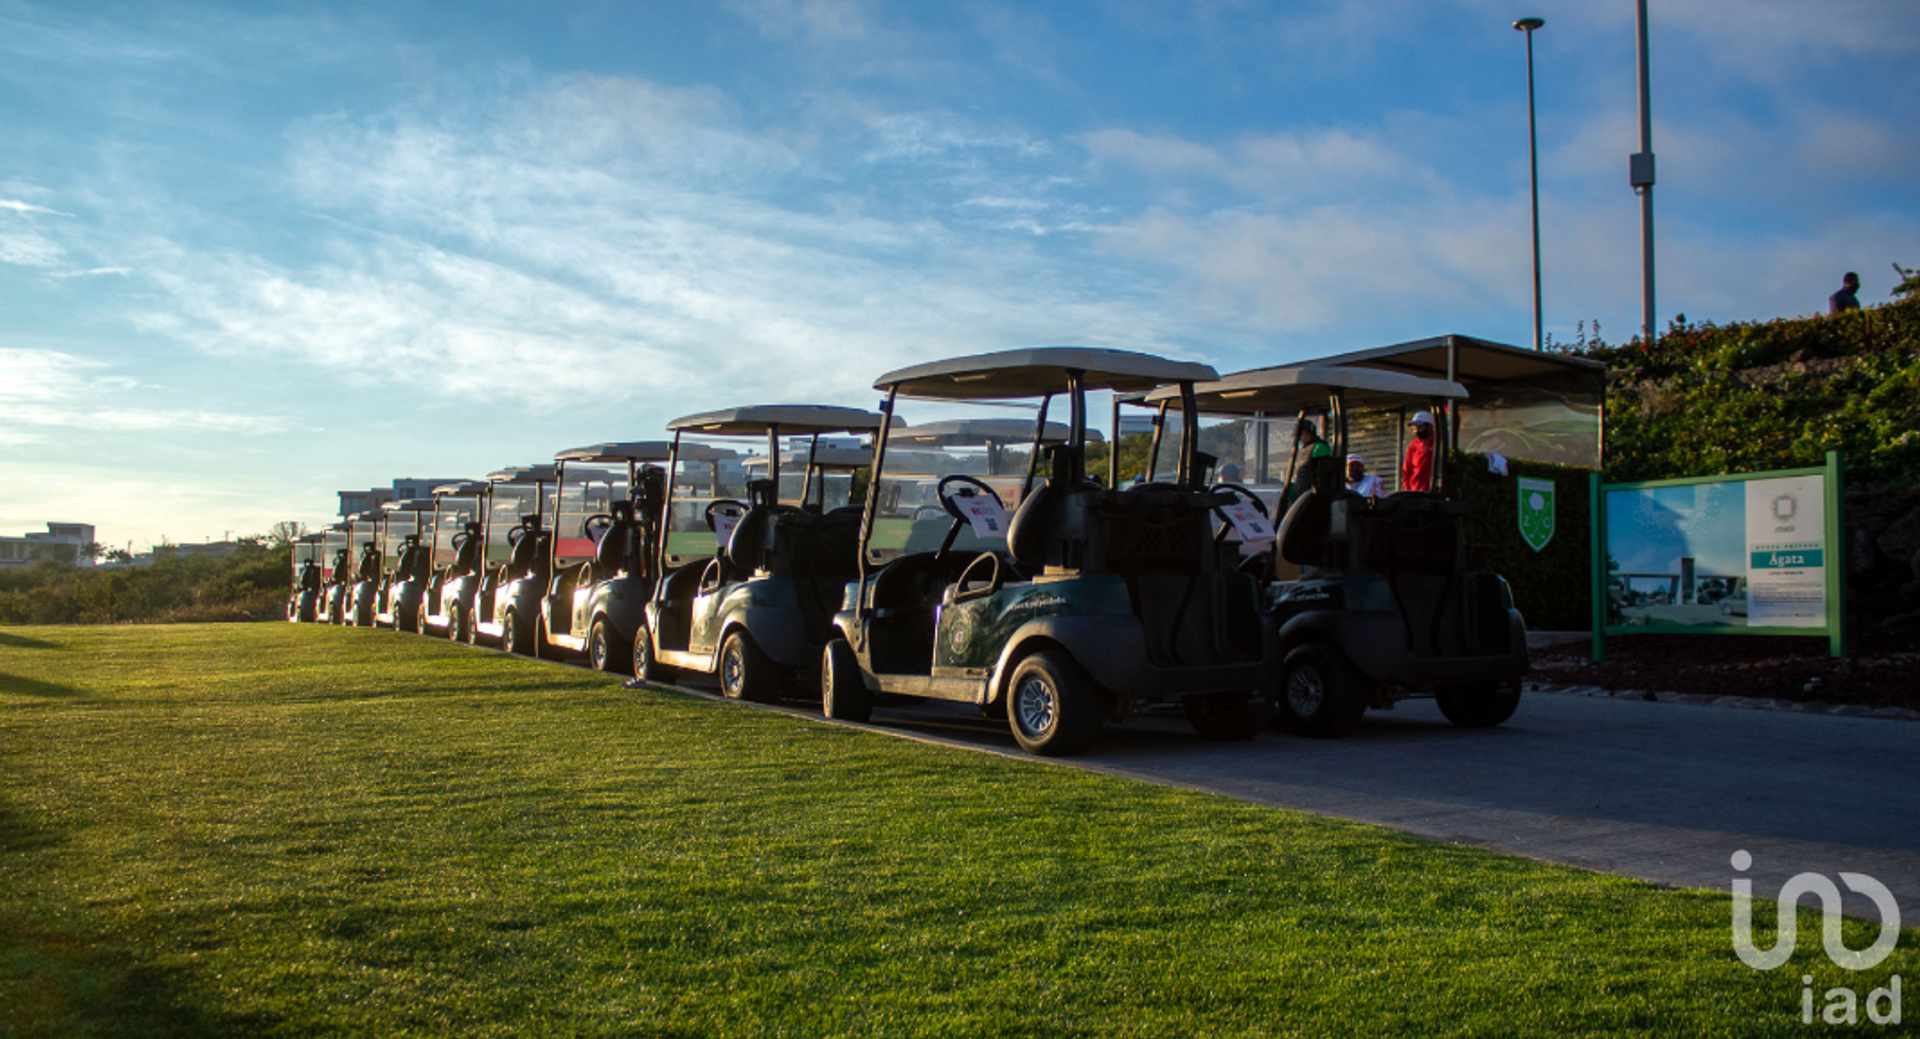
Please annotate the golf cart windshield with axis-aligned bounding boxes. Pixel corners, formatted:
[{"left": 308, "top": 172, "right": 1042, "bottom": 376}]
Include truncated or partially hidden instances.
[
  {"left": 865, "top": 346, "right": 1215, "bottom": 567},
  {"left": 379, "top": 500, "right": 432, "bottom": 573},
  {"left": 484, "top": 466, "right": 561, "bottom": 568},
  {"left": 321, "top": 526, "right": 346, "bottom": 582},
  {"left": 660, "top": 405, "right": 887, "bottom": 567},
  {"left": 552, "top": 467, "right": 621, "bottom": 569},
  {"left": 429, "top": 483, "right": 486, "bottom": 569}
]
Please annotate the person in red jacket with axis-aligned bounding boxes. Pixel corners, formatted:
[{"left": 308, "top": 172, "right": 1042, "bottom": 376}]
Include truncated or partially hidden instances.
[{"left": 1401, "top": 410, "right": 1436, "bottom": 493}]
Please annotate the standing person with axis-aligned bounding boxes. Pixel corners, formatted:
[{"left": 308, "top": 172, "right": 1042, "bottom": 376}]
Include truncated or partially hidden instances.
[
  {"left": 1830, "top": 272, "right": 1861, "bottom": 314},
  {"left": 1288, "top": 417, "right": 1333, "bottom": 499},
  {"left": 1401, "top": 411, "right": 1436, "bottom": 493},
  {"left": 1345, "top": 454, "right": 1384, "bottom": 498}
]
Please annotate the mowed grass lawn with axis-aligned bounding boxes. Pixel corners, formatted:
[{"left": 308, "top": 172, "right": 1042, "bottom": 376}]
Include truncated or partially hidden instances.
[{"left": 1, "top": 626, "right": 1909, "bottom": 1037}]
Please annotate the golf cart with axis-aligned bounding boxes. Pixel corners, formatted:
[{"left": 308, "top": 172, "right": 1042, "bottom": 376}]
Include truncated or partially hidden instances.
[
  {"left": 319, "top": 523, "right": 351, "bottom": 624},
  {"left": 372, "top": 498, "right": 436, "bottom": 632},
  {"left": 287, "top": 533, "right": 325, "bottom": 622},
  {"left": 473, "top": 466, "right": 563, "bottom": 654},
  {"left": 823, "top": 347, "right": 1276, "bottom": 756},
  {"left": 1144, "top": 365, "right": 1530, "bottom": 735},
  {"left": 343, "top": 511, "right": 385, "bottom": 627},
  {"left": 418, "top": 481, "right": 488, "bottom": 640},
  {"left": 634, "top": 406, "right": 888, "bottom": 700},
  {"left": 539, "top": 445, "right": 661, "bottom": 671}
]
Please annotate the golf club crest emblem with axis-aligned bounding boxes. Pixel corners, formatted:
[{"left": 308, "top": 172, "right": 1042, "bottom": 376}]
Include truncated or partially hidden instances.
[{"left": 1517, "top": 477, "right": 1555, "bottom": 552}]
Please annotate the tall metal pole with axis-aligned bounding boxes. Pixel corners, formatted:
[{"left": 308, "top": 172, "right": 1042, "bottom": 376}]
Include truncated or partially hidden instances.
[
  {"left": 1515, "top": 18, "right": 1545, "bottom": 352},
  {"left": 1632, "top": 0, "right": 1656, "bottom": 345}
]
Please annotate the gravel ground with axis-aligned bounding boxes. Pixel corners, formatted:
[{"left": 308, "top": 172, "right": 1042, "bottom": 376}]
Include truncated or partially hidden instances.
[{"left": 1530, "top": 632, "right": 1920, "bottom": 710}]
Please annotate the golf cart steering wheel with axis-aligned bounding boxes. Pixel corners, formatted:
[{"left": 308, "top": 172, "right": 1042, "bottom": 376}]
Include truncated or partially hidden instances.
[
  {"left": 583, "top": 513, "right": 612, "bottom": 543},
  {"left": 505, "top": 525, "right": 526, "bottom": 548},
  {"left": 450, "top": 530, "right": 471, "bottom": 551},
  {"left": 936, "top": 475, "right": 1005, "bottom": 521},
  {"left": 704, "top": 499, "right": 747, "bottom": 532},
  {"left": 1208, "top": 482, "right": 1269, "bottom": 544}
]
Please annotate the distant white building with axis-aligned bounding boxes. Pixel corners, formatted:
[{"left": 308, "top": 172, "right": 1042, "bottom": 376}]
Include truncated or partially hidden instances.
[
  {"left": 338, "top": 478, "right": 463, "bottom": 517},
  {"left": 0, "top": 522, "right": 96, "bottom": 567}
]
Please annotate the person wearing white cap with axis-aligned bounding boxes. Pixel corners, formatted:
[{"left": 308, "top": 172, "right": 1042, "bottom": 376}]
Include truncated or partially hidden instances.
[
  {"left": 1400, "top": 409, "right": 1437, "bottom": 493},
  {"left": 1345, "top": 453, "right": 1384, "bottom": 499}
]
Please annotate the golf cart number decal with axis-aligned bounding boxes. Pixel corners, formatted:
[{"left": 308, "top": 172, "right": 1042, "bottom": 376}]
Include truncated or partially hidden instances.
[{"left": 955, "top": 496, "right": 1008, "bottom": 539}]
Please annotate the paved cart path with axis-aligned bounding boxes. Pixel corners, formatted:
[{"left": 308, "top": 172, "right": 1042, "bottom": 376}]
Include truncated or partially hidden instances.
[{"left": 787, "top": 690, "right": 1920, "bottom": 922}]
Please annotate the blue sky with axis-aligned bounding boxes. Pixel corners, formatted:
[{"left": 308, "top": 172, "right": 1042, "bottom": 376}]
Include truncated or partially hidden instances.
[{"left": 3, "top": 0, "right": 1916, "bottom": 552}]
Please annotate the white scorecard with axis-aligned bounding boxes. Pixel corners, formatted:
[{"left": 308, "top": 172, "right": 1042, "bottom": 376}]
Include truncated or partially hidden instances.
[
  {"left": 712, "top": 511, "right": 741, "bottom": 549},
  {"left": 954, "top": 495, "right": 1008, "bottom": 539},
  {"left": 1219, "top": 502, "right": 1274, "bottom": 544}
]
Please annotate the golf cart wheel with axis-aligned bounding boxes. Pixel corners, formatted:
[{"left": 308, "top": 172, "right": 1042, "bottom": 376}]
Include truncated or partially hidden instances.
[
  {"left": 1435, "top": 681, "right": 1523, "bottom": 728},
  {"left": 632, "top": 626, "right": 674, "bottom": 684},
  {"left": 502, "top": 611, "right": 533, "bottom": 656},
  {"left": 821, "top": 638, "right": 872, "bottom": 721},
  {"left": 586, "top": 618, "right": 621, "bottom": 674},
  {"left": 1279, "top": 643, "right": 1368, "bottom": 738},
  {"left": 447, "top": 603, "right": 467, "bottom": 644},
  {"left": 1006, "top": 650, "right": 1101, "bottom": 757},
  {"left": 719, "top": 630, "right": 776, "bottom": 703},
  {"left": 1183, "top": 691, "right": 1274, "bottom": 741}
]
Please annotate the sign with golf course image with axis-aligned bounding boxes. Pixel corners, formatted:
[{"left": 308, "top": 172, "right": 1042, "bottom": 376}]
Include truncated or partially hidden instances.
[
  {"left": 1518, "top": 476, "right": 1555, "bottom": 551},
  {"left": 1590, "top": 452, "right": 1845, "bottom": 658}
]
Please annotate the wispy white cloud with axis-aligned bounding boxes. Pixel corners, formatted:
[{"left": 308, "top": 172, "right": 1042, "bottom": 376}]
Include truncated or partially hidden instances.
[
  {"left": 50, "top": 266, "right": 131, "bottom": 278},
  {"left": 0, "top": 198, "right": 73, "bottom": 216},
  {"left": 0, "top": 347, "right": 288, "bottom": 437}
]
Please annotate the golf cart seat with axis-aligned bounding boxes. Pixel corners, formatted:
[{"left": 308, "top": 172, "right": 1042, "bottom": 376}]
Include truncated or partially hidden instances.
[
  {"left": 398, "top": 538, "right": 431, "bottom": 582},
  {"left": 1006, "top": 444, "right": 1103, "bottom": 572},
  {"left": 591, "top": 500, "right": 635, "bottom": 578}
]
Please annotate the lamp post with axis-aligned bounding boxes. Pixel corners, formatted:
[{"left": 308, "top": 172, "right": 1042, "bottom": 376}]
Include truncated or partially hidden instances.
[
  {"left": 1513, "top": 16, "right": 1545, "bottom": 352},
  {"left": 1631, "top": 0, "right": 1657, "bottom": 346}
]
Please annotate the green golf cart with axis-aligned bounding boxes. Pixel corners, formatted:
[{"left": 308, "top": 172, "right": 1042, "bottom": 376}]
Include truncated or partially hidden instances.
[{"left": 822, "top": 346, "right": 1274, "bottom": 756}]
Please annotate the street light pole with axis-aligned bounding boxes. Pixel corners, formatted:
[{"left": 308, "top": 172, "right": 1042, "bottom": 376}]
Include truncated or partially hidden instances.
[
  {"left": 1514, "top": 17, "right": 1545, "bottom": 352},
  {"left": 1631, "top": 0, "right": 1656, "bottom": 345}
]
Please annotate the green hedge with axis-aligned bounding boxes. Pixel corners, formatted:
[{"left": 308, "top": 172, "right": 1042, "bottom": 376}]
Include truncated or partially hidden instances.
[{"left": 1453, "top": 452, "right": 1593, "bottom": 632}]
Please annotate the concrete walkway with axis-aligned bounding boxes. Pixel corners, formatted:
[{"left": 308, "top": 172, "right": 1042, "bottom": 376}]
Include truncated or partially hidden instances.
[{"left": 804, "top": 689, "right": 1920, "bottom": 922}]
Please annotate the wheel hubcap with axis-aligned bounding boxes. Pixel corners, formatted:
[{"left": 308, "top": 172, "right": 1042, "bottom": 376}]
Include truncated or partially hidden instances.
[
  {"left": 1014, "top": 676, "right": 1056, "bottom": 737},
  {"left": 1287, "top": 666, "right": 1325, "bottom": 717},
  {"left": 590, "top": 628, "right": 606, "bottom": 668},
  {"left": 723, "top": 644, "right": 743, "bottom": 692}
]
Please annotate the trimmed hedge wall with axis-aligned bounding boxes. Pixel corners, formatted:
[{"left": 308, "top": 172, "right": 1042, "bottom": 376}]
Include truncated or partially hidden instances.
[{"left": 1453, "top": 452, "right": 1593, "bottom": 633}]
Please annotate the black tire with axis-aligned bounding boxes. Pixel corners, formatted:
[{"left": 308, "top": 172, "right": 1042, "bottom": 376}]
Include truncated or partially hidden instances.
[
  {"left": 588, "top": 617, "right": 631, "bottom": 675},
  {"left": 719, "top": 629, "right": 776, "bottom": 702},
  {"left": 1436, "top": 681, "right": 1523, "bottom": 728},
  {"left": 1005, "top": 650, "right": 1102, "bottom": 757},
  {"left": 632, "top": 625, "right": 673, "bottom": 684},
  {"left": 1278, "top": 643, "right": 1368, "bottom": 738},
  {"left": 448, "top": 602, "right": 470, "bottom": 644},
  {"left": 821, "top": 638, "right": 871, "bottom": 722},
  {"left": 502, "top": 611, "right": 533, "bottom": 656},
  {"left": 1183, "top": 691, "right": 1274, "bottom": 741}
]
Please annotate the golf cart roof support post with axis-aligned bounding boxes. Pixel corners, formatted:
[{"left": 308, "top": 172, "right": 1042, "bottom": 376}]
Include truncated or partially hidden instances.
[
  {"left": 1108, "top": 394, "right": 1121, "bottom": 488},
  {"left": 1177, "top": 382, "right": 1199, "bottom": 487},
  {"left": 1022, "top": 393, "right": 1053, "bottom": 498},
  {"left": 1147, "top": 400, "right": 1169, "bottom": 481},
  {"left": 1329, "top": 389, "right": 1347, "bottom": 460},
  {"left": 856, "top": 388, "right": 901, "bottom": 616},
  {"left": 801, "top": 433, "right": 819, "bottom": 508},
  {"left": 659, "top": 431, "right": 683, "bottom": 586},
  {"left": 1066, "top": 369, "right": 1086, "bottom": 450},
  {"left": 765, "top": 425, "right": 781, "bottom": 500},
  {"left": 551, "top": 460, "right": 568, "bottom": 575}
]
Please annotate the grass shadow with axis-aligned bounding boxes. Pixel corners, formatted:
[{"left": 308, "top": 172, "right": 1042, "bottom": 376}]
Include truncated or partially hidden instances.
[
  {"left": 0, "top": 631, "right": 61, "bottom": 650},
  {"left": 1, "top": 915, "right": 287, "bottom": 1039},
  {"left": 0, "top": 672, "right": 86, "bottom": 699}
]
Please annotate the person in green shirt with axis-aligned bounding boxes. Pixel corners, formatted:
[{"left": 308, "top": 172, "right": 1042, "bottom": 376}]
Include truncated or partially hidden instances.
[{"left": 1289, "top": 417, "right": 1333, "bottom": 500}]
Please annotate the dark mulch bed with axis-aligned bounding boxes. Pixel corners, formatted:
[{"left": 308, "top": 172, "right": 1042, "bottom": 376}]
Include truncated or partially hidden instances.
[{"left": 1530, "top": 631, "right": 1920, "bottom": 710}]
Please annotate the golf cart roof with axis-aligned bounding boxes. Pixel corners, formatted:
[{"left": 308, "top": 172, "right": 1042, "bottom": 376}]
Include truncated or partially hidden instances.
[
  {"left": 742, "top": 446, "right": 872, "bottom": 471},
  {"left": 876, "top": 347, "right": 1219, "bottom": 399},
  {"left": 380, "top": 498, "right": 437, "bottom": 513},
  {"left": 890, "top": 418, "right": 1104, "bottom": 445},
  {"left": 1312, "top": 333, "right": 1604, "bottom": 381},
  {"left": 666, "top": 404, "right": 890, "bottom": 436},
  {"left": 485, "top": 465, "right": 562, "bottom": 484},
  {"left": 553, "top": 441, "right": 674, "bottom": 464},
  {"left": 298, "top": 533, "right": 326, "bottom": 544},
  {"left": 1145, "top": 365, "right": 1468, "bottom": 414},
  {"left": 432, "top": 480, "right": 491, "bottom": 497}
]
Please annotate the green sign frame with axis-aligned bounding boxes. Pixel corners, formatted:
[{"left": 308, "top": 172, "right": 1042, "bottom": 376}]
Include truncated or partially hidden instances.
[{"left": 1589, "top": 450, "right": 1846, "bottom": 663}]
